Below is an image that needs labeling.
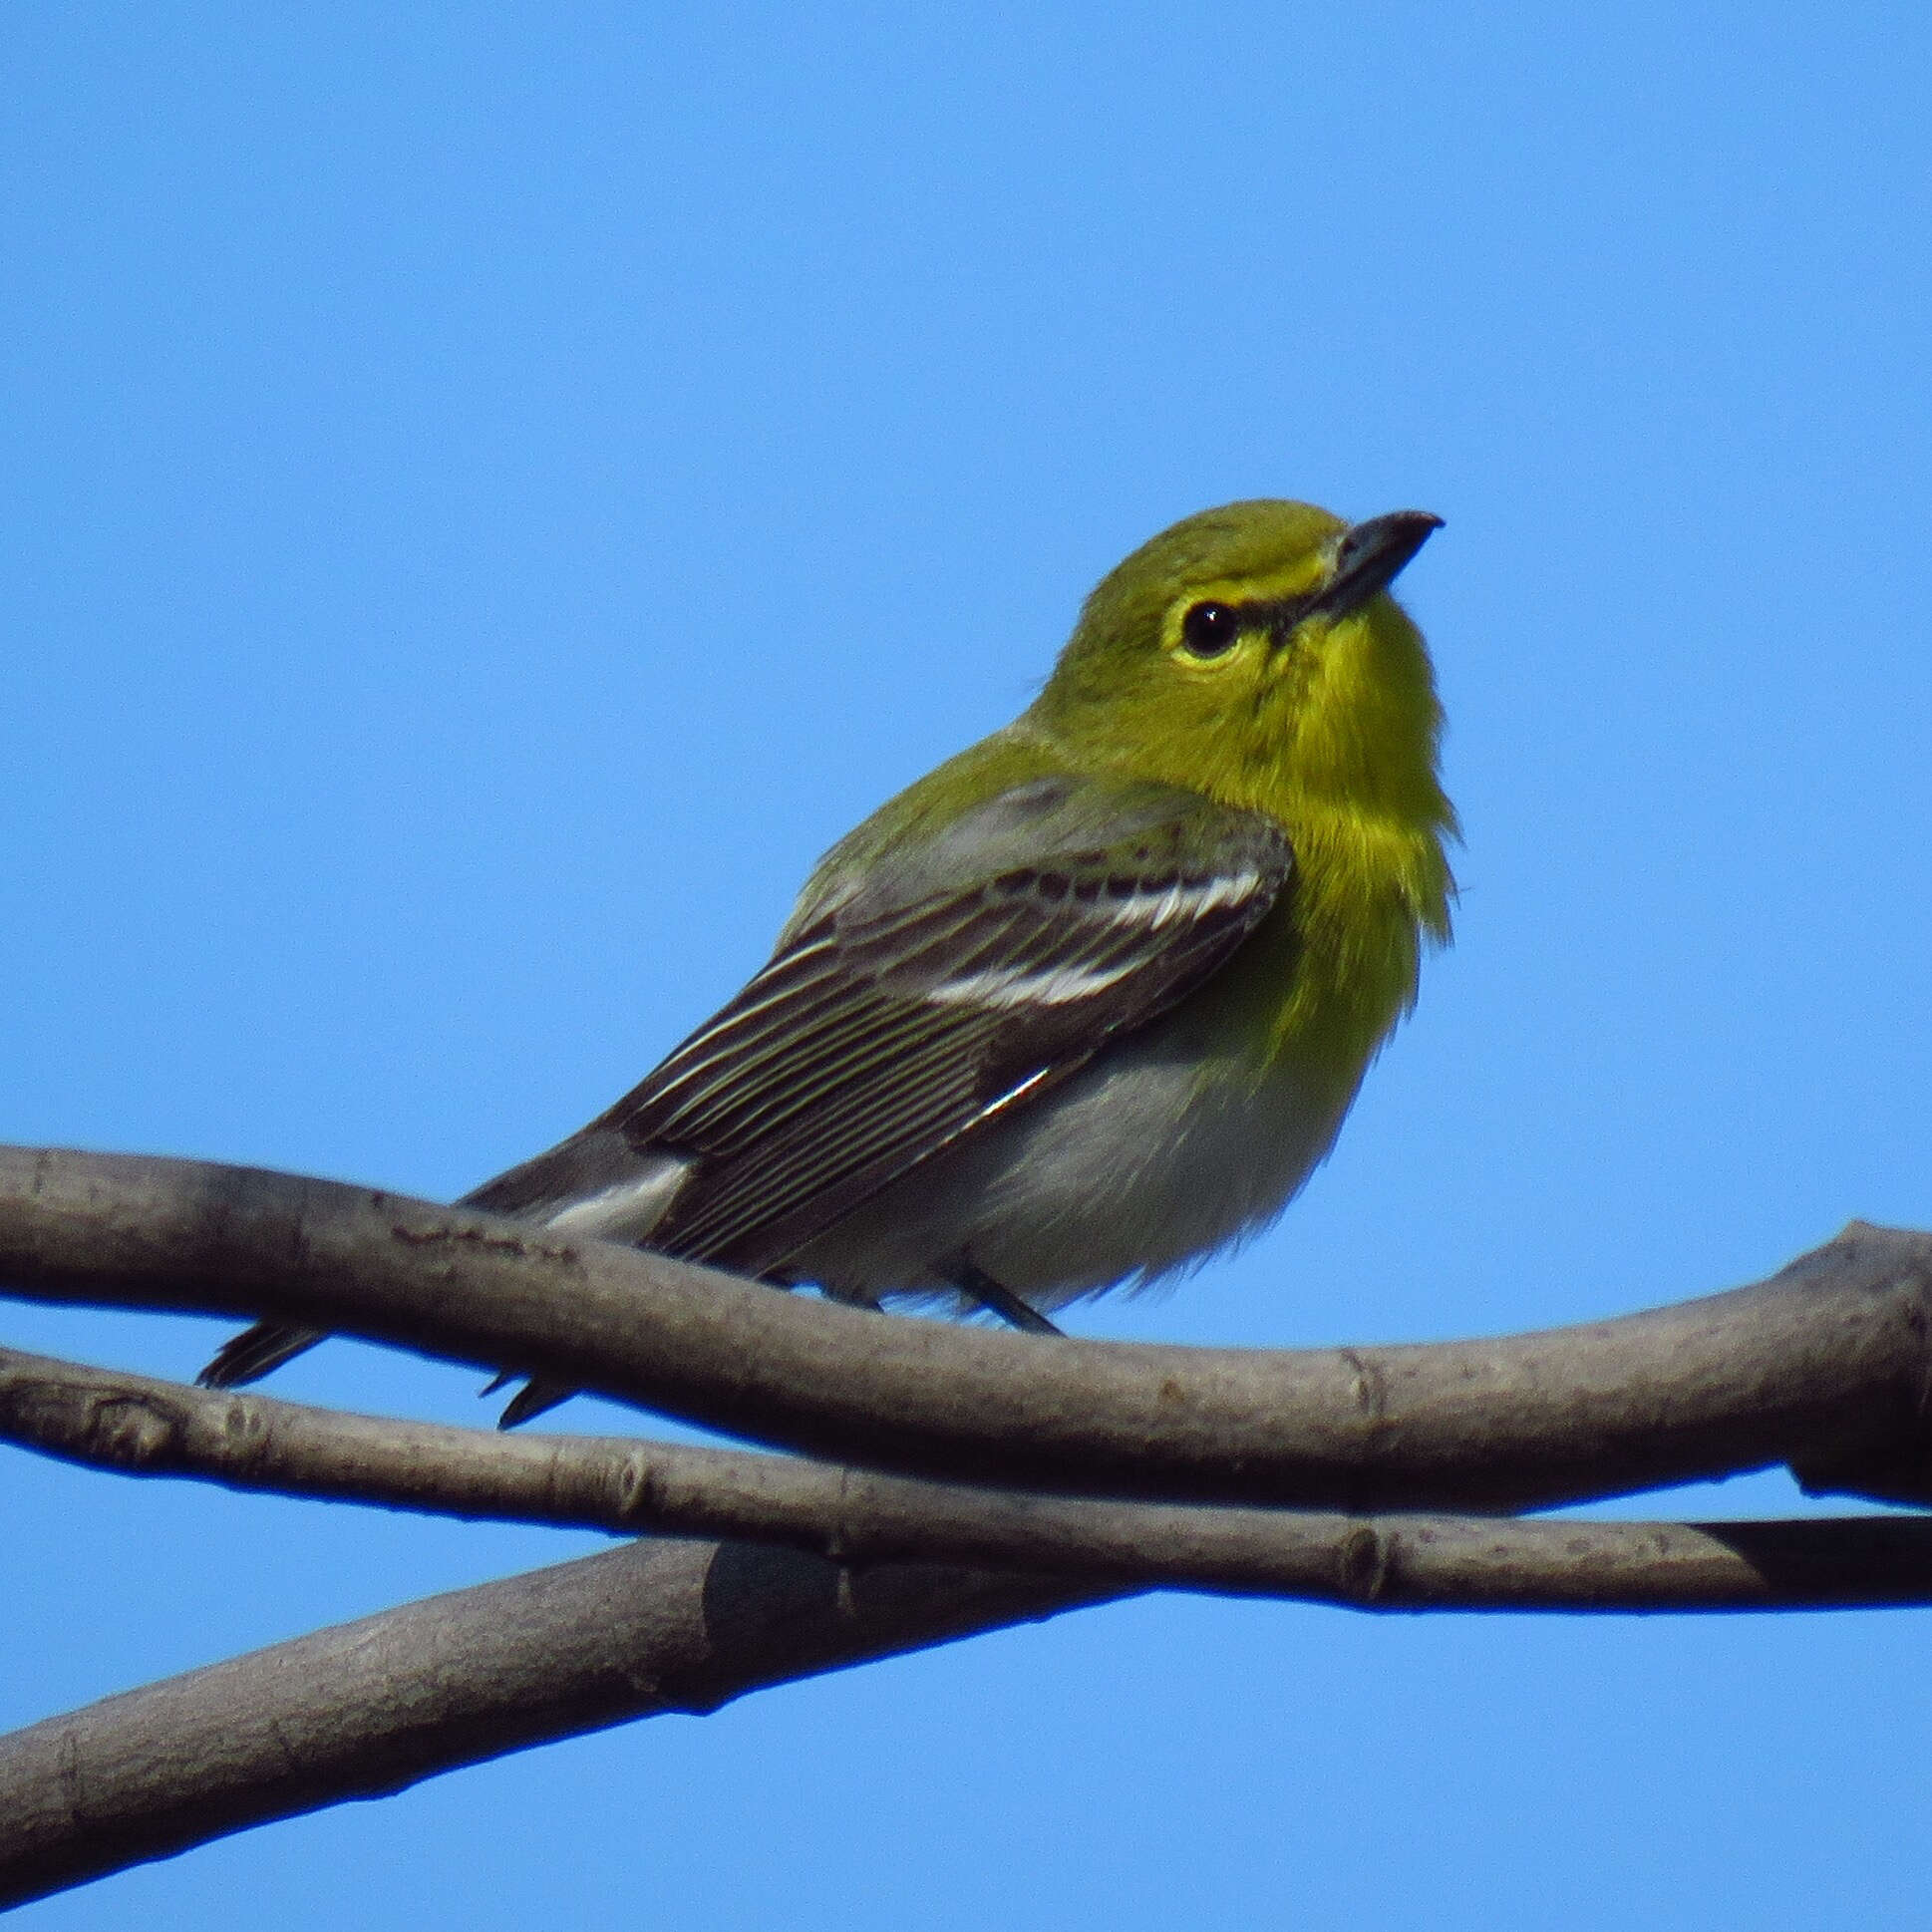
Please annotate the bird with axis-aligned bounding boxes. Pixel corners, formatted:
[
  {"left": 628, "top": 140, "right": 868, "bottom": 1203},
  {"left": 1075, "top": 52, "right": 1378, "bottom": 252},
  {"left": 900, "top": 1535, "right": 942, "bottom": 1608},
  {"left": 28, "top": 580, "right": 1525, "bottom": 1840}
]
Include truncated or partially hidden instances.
[{"left": 201, "top": 498, "right": 1455, "bottom": 1425}]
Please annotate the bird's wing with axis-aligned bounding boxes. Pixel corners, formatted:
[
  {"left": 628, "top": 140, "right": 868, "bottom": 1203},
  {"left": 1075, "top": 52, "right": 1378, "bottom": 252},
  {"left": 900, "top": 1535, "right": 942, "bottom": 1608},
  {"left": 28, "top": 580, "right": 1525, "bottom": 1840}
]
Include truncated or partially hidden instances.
[{"left": 471, "top": 776, "right": 1292, "bottom": 1279}]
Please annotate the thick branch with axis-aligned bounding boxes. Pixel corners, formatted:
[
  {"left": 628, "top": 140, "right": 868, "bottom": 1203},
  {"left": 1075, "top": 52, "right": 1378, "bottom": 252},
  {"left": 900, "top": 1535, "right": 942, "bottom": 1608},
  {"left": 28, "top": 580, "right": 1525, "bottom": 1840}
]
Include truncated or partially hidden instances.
[
  {"left": 0, "top": 1536, "right": 1118, "bottom": 1909},
  {"left": 6, "top": 1344, "right": 1931, "bottom": 1611},
  {"left": 4, "top": 1147, "right": 1932, "bottom": 1508},
  {"left": 8, "top": 1151, "right": 1932, "bottom": 1904}
]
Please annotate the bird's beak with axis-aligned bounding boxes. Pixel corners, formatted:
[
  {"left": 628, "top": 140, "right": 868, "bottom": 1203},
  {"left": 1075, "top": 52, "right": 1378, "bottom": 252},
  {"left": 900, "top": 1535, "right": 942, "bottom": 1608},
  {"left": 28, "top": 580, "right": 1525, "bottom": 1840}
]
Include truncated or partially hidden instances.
[{"left": 1308, "top": 509, "right": 1443, "bottom": 623}]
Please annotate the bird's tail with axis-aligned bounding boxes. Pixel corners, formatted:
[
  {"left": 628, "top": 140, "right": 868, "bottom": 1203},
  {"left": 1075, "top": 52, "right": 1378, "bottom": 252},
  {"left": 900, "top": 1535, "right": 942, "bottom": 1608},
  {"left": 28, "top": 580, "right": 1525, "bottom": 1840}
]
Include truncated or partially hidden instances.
[
  {"left": 199, "top": 1319, "right": 570, "bottom": 1428},
  {"left": 486, "top": 1373, "right": 577, "bottom": 1430},
  {"left": 197, "top": 1321, "right": 327, "bottom": 1390}
]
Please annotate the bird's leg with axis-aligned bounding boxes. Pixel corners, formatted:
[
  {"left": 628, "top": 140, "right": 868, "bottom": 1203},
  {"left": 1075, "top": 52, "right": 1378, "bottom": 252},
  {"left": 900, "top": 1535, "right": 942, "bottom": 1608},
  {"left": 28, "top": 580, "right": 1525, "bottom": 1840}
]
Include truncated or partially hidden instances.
[{"left": 945, "top": 1261, "right": 1062, "bottom": 1336}]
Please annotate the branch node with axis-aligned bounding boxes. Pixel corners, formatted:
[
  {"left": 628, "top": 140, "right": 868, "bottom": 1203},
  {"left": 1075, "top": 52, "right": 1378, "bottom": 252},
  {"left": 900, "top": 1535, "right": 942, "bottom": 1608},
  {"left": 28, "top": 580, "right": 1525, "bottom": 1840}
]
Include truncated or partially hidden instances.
[
  {"left": 220, "top": 1395, "right": 268, "bottom": 1458},
  {"left": 1338, "top": 1348, "right": 1393, "bottom": 1465},
  {"left": 823, "top": 1467, "right": 856, "bottom": 1563},
  {"left": 87, "top": 1394, "right": 182, "bottom": 1468},
  {"left": 1337, "top": 1520, "right": 1392, "bottom": 1604},
  {"left": 614, "top": 1449, "right": 661, "bottom": 1523}
]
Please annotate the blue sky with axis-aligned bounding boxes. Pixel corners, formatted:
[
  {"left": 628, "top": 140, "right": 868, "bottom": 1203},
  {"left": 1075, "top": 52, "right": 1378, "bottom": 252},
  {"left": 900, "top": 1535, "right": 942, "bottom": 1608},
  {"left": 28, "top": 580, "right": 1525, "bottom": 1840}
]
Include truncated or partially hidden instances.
[{"left": 4, "top": 4, "right": 1930, "bottom": 1925}]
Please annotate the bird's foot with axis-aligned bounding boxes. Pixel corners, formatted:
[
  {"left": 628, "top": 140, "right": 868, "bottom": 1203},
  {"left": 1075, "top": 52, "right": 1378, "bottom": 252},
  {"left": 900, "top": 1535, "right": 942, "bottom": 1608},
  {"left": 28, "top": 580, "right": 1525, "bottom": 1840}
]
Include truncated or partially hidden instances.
[{"left": 946, "top": 1261, "right": 1062, "bottom": 1336}]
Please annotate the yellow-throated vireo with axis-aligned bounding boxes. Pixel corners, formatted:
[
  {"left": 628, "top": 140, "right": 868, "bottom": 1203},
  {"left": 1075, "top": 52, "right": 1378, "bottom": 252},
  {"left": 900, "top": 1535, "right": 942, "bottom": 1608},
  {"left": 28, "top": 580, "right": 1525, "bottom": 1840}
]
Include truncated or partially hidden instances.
[{"left": 203, "top": 499, "right": 1454, "bottom": 1423}]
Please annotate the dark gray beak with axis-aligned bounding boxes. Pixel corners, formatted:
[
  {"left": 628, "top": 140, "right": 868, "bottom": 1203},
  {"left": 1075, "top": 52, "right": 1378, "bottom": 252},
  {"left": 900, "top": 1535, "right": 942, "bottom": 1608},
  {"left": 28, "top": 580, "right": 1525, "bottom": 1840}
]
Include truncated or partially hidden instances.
[{"left": 1308, "top": 509, "right": 1443, "bottom": 623}]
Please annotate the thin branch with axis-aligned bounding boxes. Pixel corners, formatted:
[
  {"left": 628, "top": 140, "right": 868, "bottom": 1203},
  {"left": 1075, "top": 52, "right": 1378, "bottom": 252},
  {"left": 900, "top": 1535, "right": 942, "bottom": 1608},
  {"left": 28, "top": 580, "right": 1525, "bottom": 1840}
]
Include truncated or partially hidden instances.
[
  {"left": 0, "top": 1537, "right": 1119, "bottom": 1910},
  {"left": 7, "top": 1148, "right": 1932, "bottom": 1904},
  {"left": 4, "top": 1148, "right": 1932, "bottom": 1509},
  {"left": 5, "top": 1343, "right": 1930, "bottom": 1611}
]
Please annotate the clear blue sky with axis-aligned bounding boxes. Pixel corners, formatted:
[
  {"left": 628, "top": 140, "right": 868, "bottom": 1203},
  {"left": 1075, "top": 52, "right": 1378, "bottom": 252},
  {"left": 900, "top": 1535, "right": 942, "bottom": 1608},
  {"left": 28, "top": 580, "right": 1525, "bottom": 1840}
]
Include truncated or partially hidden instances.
[{"left": 5, "top": 4, "right": 1930, "bottom": 1925}]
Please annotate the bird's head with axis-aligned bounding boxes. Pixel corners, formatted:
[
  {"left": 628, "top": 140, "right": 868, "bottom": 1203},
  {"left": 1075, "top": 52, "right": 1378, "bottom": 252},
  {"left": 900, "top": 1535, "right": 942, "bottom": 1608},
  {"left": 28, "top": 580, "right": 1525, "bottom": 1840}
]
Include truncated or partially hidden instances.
[{"left": 1033, "top": 499, "right": 1451, "bottom": 833}]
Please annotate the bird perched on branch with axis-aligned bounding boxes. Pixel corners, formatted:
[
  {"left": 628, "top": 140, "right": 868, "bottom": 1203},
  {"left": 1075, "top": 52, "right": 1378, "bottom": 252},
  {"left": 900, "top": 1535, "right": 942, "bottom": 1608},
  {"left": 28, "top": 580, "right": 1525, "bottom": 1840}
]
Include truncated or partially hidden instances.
[{"left": 202, "top": 499, "right": 1454, "bottom": 1424}]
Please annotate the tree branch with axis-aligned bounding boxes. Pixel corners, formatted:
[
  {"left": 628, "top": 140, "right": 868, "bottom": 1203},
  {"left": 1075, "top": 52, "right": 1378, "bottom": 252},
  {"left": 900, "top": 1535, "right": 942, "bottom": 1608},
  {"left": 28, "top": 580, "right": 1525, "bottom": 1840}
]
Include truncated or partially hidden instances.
[
  {"left": 8, "top": 1143, "right": 1932, "bottom": 1905},
  {"left": 5, "top": 1146, "right": 1932, "bottom": 1509},
  {"left": 5, "top": 1343, "right": 1930, "bottom": 1611},
  {"left": 0, "top": 1536, "right": 1119, "bottom": 1909}
]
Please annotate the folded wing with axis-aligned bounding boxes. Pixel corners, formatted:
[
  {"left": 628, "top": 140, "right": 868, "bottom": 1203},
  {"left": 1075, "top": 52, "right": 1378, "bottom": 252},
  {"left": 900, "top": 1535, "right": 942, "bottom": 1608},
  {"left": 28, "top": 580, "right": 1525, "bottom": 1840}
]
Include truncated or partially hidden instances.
[
  {"left": 203, "top": 778, "right": 1293, "bottom": 1410},
  {"left": 474, "top": 776, "right": 1294, "bottom": 1278}
]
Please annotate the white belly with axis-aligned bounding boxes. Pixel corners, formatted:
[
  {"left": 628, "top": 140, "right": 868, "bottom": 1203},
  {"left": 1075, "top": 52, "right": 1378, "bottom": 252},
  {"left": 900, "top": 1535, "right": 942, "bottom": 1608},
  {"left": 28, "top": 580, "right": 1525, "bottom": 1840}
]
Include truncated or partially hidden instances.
[{"left": 789, "top": 1022, "right": 1359, "bottom": 1312}]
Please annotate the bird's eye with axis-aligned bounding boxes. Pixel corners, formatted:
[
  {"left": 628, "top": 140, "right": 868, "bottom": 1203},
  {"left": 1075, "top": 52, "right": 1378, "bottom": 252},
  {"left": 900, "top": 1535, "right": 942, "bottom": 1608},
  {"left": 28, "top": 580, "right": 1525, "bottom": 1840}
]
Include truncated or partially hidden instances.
[{"left": 1178, "top": 601, "right": 1241, "bottom": 659}]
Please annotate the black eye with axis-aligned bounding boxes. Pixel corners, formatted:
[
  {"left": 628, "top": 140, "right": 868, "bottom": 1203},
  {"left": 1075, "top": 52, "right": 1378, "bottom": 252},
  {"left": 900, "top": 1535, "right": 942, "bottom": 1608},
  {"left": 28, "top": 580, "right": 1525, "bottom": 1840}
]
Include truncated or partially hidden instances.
[{"left": 1179, "top": 601, "right": 1241, "bottom": 658}]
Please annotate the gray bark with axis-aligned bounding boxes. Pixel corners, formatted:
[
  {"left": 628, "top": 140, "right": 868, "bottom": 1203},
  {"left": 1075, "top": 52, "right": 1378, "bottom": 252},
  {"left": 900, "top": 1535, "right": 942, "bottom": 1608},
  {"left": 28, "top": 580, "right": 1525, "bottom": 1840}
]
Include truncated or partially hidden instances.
[
  {"left": 5, "top": 1142, "right": 1932, "bottom": 1905},
  {"left": 0, "top": 1535, "right": 1116, "bottom": 1909},
  {"left": 5, "top": 1343, "right": 1930, "bottom": 1609},
  {"left": 4, "top": 1146, "right": 1932, "bottom": 1508}
]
